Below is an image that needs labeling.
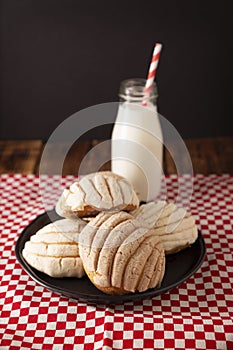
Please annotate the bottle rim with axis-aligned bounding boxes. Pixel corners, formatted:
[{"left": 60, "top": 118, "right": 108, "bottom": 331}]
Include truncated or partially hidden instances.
[{"left": 119, "top": 78, "right": 158, "bottom": 101}]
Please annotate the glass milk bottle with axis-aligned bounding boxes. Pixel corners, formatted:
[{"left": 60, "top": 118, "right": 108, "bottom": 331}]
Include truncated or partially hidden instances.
[{"left": 111, "top": 78, "right": 163, "bottom": 202}]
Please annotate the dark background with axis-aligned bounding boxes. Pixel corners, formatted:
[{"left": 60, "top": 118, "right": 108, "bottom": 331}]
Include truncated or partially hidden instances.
[{"left": 0, "top": 0, "right": 232, "bottom": 141}]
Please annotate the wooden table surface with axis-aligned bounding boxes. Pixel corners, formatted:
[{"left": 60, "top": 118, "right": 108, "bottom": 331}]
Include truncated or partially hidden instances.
[{"left": 0, "top": 137, "right": 232, "bottom": 175}]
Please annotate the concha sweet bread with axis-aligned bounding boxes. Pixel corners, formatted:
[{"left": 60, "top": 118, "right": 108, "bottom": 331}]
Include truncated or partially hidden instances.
[
  {"left": 22, "top": 218, "right": 86, "bottom": 278},
  {"left": 56, "top": 171, "right": 139, "bottom": 218},
  {"left": 132, "top": 201, "right": 198, "bottom": 254},
  {"left": 79, "top": 211, "right": 165, "bottom": 294}
]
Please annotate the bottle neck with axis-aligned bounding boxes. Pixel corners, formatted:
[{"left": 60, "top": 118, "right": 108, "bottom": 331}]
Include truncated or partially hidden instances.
[{"left": 118, "top": 78, "right": 158, "bottom": 106}]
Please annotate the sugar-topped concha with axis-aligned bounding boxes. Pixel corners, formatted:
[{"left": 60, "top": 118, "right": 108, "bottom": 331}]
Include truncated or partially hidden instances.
[
  {"left": 22, "top": 218, "right": 86, "bottom": 278},
  {"left": 79, "top": 211, "right": 165, "bottom": 295},
  {"left": 56, "top": 171, "right": 139, "bottom": 218},
  {"left": 132, "top": 201, "right": 198, "bottom": 254}
]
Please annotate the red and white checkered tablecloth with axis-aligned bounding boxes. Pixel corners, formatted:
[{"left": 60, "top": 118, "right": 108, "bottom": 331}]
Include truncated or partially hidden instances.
[{"left": 0, "top": 174, "right": 233, "bottom": 350}]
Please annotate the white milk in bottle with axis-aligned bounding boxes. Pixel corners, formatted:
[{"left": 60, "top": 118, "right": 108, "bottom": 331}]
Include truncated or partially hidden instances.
[{"left": 111, "top": 78, "right": 163, "bottom": 202}]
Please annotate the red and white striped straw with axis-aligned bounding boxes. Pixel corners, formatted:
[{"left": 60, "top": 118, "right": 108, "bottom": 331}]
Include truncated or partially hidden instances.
[{"left": 143, "top": 43, "right": 162, "bottom": 106}]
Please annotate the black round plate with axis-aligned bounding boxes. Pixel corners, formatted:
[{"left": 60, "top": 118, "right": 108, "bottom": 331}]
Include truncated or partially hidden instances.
[{"left": 15, "top": 210, "right": 206, "bottom": 305}]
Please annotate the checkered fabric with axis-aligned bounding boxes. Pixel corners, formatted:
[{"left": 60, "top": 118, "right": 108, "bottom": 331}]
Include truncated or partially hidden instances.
[{"left": 0, "top": 174, "right": 233, "bottom": 350}]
